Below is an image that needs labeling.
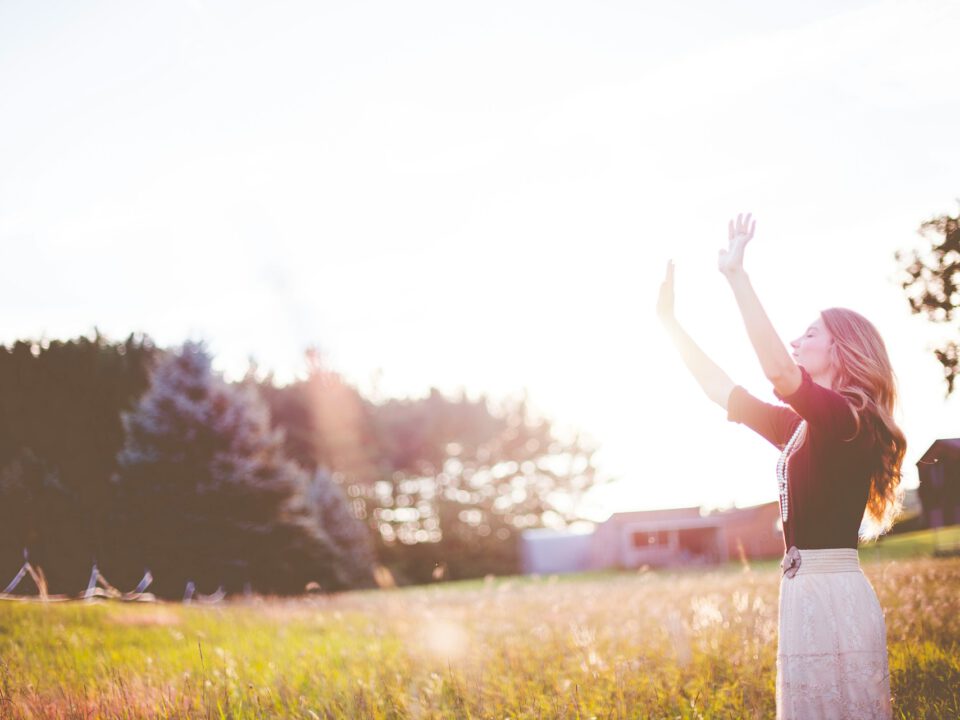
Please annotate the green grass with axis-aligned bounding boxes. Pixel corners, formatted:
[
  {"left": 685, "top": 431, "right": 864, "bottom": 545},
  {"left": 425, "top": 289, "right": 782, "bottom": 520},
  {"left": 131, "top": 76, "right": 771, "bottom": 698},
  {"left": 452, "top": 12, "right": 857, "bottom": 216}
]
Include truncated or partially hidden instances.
[
  {"left": 858, "top": 524, "right": 960, "bottom": 562},
  {"left": 1, "top": 557, "right": 959, "bottom": 719}
]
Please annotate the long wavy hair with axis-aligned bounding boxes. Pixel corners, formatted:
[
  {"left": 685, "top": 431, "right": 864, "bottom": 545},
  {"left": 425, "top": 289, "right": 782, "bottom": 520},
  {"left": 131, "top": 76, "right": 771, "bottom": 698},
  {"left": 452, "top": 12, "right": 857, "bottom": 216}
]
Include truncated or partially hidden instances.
[{"left": 792, "top": 308, "right": 907, "bottom": 539}]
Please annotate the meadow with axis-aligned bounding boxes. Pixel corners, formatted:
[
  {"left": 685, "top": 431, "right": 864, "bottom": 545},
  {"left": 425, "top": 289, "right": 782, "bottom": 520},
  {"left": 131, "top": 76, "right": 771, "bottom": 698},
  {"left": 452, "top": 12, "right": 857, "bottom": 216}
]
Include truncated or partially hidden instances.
[{"left": 1, "top": 550, "right": 958, "bottom": 719}]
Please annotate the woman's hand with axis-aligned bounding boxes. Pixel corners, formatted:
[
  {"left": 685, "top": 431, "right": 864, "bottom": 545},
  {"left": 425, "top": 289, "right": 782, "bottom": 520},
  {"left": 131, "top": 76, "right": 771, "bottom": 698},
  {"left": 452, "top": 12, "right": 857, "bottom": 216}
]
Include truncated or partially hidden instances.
[
  {"left": 655, "top": 258, "right": 737, "bottom": 408},
  {"left": 657, "top": 259, "right": 675, "bottom": 325},
  {"left": 718, "top": 212, "right": 755, "bottom": 278}
]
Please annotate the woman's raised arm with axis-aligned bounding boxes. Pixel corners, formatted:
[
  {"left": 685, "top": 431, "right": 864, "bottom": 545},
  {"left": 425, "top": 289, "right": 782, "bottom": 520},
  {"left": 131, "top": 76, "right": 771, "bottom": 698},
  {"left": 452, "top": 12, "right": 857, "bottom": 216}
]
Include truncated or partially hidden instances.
[
  {"left": 657, "top": 259, "right": 736, "bottom": 409},
  {"left": 720, "top": 213, "right": 802, "bottom": 397}
]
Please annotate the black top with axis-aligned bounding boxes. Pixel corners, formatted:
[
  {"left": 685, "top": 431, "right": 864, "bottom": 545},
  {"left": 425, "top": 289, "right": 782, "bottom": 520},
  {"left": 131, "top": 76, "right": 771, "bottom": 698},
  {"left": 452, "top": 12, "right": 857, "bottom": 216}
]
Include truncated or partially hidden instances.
[{"left": 727, "top": 366, "right": 876, "bottom": 550}]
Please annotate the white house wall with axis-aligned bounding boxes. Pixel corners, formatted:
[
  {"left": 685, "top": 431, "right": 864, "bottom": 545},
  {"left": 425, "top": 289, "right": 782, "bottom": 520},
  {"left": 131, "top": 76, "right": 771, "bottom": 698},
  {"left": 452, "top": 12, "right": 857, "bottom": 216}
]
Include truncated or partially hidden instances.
[{"left": 520, "top": 532, "right": 593, "bottom": 575}]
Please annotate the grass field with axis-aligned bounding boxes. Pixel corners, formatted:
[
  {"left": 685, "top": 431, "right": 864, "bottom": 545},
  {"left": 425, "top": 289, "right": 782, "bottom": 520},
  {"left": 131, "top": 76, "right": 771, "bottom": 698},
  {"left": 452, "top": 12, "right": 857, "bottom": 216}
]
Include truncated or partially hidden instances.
[
  {"left": 861, "top": 524, "right": 960, "bottom": 562},
  {"left": 1, "top": 552, "right": 959, "bottom": 719}
]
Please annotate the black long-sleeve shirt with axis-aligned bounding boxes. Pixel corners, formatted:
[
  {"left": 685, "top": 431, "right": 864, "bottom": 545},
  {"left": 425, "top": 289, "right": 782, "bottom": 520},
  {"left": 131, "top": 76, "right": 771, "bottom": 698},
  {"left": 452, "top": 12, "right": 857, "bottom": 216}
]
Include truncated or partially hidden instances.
[{"left": 726, "top": 366, "right": 877, "bottom": 549}]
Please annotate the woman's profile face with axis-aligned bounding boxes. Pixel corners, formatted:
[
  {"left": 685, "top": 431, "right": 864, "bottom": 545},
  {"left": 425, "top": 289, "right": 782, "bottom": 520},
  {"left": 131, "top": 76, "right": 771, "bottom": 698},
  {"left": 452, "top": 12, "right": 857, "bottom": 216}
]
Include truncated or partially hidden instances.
[{"left": 790, "top": 317, "right": 835, "bottom": 381}]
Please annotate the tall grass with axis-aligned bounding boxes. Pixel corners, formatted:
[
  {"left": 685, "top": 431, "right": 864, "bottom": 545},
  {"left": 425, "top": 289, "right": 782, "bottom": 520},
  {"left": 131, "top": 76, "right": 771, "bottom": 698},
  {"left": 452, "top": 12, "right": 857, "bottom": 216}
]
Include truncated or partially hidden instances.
[{"left": 1, "top": 558, "right": 958, "bottom": 719}]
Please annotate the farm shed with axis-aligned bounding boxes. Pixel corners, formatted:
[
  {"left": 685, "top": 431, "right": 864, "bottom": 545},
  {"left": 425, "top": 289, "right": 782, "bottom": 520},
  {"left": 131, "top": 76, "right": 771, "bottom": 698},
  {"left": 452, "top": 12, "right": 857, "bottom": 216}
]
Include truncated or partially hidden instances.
[
  {"left": 520, "top": 527, "right": 594, "bottom": 575},
  {"left": 519, "top": 501, "right": 783, "bottom": 575},
  {"left": 917, "top": 438, "right": 960, "bottom": 528},
  {"left": 590, "top": 506, "right": 727, "bottom": 569}
]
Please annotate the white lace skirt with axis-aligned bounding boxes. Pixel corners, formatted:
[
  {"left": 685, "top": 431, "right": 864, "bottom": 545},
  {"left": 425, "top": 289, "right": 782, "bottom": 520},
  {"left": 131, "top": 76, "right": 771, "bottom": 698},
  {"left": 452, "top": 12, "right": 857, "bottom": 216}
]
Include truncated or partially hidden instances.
[{"left": 777, "top": 548, "right": 891, "bottom": 720}]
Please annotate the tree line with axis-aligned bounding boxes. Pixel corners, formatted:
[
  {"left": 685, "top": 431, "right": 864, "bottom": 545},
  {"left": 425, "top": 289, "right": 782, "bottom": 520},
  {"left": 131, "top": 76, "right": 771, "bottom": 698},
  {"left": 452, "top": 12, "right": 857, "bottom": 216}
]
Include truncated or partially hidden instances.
[{"left": 0, "top": 335, "right": 602, "bottom": 598}]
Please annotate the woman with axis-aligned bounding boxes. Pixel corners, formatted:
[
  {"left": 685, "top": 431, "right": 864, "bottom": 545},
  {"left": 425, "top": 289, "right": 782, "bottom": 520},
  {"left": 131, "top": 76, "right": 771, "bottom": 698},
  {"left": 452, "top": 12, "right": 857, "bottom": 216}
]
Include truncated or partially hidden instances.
[{"left": 656, "top": 213, "right": 905, "bottom": 719}]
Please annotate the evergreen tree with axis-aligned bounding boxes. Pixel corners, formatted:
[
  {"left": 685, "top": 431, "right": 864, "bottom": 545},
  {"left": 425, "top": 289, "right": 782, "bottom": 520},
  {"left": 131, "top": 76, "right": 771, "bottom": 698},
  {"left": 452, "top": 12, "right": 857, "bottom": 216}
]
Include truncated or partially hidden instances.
[
  {"left": 256, "top": 349, "right": 382, "bottom": 484},
  {"left": 304, "top": 468, "right": 377, "bottom": 588},
  {"left": 0, "top": 448, "right": 64, "bottom": 592},
  {"left": 115, "top": 341, "right": 343, "bottom": 597},
  {"left": 0, "top": 332, "right": 155, "bottom": 591}
]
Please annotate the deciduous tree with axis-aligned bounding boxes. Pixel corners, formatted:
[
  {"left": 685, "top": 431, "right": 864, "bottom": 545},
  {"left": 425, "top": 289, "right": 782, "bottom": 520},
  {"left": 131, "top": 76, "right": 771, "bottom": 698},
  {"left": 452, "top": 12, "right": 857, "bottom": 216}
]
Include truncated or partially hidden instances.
[{"left": 896, "top": 205, "right": 960, "bottom": 396}]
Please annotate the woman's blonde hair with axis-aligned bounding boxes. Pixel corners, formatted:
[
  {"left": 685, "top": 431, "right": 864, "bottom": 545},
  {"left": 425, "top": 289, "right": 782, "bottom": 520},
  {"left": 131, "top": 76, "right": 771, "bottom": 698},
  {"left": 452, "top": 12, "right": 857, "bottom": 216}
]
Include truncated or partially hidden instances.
[{"left": 817, "top": 307, "right": 907, "bottom": 539}]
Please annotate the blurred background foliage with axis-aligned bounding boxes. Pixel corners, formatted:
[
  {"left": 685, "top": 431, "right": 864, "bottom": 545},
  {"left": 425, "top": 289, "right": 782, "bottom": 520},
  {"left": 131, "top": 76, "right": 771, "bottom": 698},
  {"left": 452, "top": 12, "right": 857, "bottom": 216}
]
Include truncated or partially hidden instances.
[{"left": 0, "top": 334, "right": 604, "bottom": 597}]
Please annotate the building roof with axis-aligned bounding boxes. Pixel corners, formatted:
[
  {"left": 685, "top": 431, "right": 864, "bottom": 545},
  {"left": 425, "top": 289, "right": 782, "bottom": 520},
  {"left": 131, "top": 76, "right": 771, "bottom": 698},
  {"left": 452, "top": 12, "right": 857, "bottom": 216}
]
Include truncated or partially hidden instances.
[
  {"left": 617, "top": 516, "right": 725, "bottom": 531},
  {"left": 521, "top": 526, "right": 595, "bottom": 539},
  {"left": 605, "top": 501, "right": 780, "bottom": 523},
  {"left": 917, "top": 438, "right": 960, "bottom": 465},
  {"left": 604, "top": 506, "right": 704, "bottom": 525},
  {"left": 711, "top": 500, "right": 780, "bottom": 523}
]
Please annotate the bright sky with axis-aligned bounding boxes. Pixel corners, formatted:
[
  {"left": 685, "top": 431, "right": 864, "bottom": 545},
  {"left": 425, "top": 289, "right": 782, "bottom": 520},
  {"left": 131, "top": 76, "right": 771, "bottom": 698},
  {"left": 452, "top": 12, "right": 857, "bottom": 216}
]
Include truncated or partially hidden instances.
[{"left": 2, "top": 0, "right": 958, "bottom": 521}]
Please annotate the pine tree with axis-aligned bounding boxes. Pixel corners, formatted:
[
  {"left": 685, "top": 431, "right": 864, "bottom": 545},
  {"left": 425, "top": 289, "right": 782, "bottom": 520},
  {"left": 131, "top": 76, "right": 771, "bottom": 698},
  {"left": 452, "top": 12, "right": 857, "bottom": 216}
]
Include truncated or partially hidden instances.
[
  {"left": 115, "top": 341, "right": 343, "bottom": 597},
  {"left": 305, "top": 468, "right": 376, "bottom": 588},
  {"left": 0, "top": 332, "right": 156, "bottom": 592}
]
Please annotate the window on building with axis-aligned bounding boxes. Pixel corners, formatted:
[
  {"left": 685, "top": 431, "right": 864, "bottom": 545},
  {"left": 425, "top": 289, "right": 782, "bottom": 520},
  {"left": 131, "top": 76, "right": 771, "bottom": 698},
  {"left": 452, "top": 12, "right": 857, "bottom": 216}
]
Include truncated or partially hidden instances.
[{"left": 631, "top": 530, "right": 669, "bottom": 548}]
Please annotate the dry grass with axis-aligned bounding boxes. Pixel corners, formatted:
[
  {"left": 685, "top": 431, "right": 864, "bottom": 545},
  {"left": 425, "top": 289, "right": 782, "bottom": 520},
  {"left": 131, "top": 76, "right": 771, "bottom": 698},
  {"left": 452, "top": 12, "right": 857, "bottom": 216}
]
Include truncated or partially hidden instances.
[{"left": 0, "top": 558, "right": 958, "bottom": 719}]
